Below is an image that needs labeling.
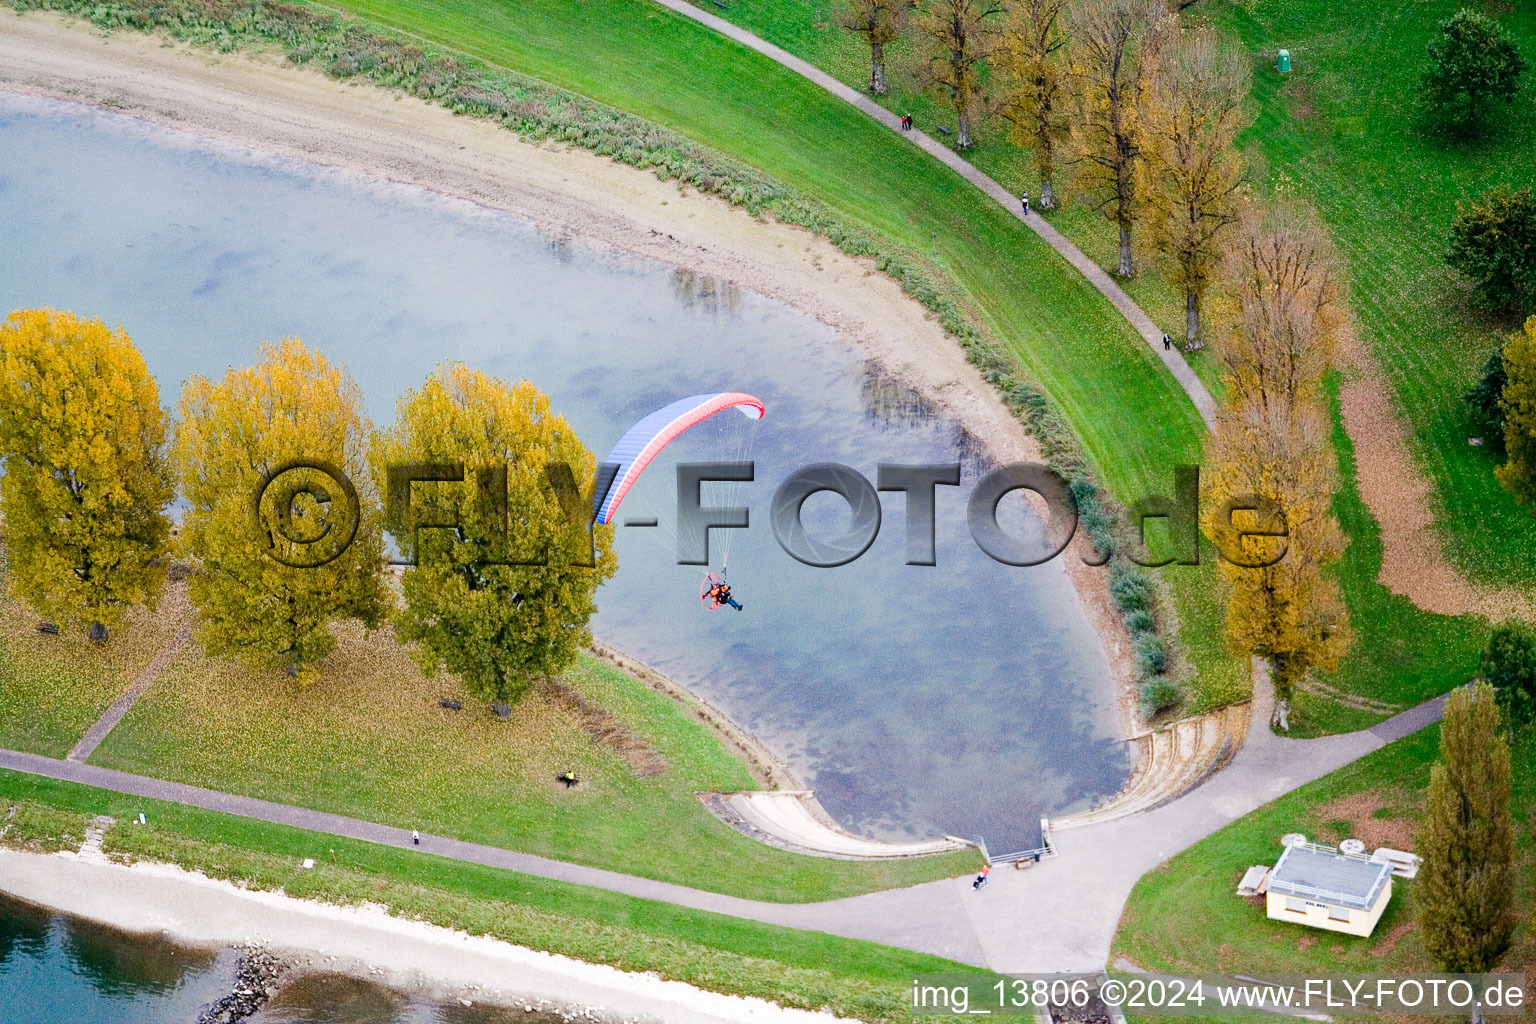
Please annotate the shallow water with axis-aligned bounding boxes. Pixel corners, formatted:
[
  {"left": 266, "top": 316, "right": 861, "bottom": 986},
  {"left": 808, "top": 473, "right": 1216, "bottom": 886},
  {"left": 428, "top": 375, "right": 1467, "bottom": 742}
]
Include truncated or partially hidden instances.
[
  {"left": 0, "top": 92, "right": 1129, "bottom": 848},
  {"left": 0, "top": 892, "right": 568, "bottom": 1023}
]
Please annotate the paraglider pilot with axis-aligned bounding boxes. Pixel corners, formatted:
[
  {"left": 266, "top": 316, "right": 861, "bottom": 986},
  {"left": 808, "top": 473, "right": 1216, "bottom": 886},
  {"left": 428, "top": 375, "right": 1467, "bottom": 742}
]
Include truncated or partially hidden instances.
[{"left": 707, "top": 582, "right": 743, "bottom": 611}]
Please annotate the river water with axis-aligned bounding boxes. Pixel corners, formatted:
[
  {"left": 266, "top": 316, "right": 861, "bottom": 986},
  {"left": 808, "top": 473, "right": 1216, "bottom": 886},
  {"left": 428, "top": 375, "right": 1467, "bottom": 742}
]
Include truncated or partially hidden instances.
[
  {"left": 0, "top": 891, "right": 567, "bottom": 1023},
  {"left": 0, "top": 92, "right": 1129, "bottom": 849}
]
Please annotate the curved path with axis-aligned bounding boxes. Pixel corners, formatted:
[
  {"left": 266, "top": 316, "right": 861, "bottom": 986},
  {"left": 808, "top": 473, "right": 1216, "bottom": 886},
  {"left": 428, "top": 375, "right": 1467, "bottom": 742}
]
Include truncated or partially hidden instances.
[
  {"left": 651, "top": 0, "right": 1218, "bottom": 428},
  {"left": 0, "top": 676, "right": 1444, "bottom": 973}
]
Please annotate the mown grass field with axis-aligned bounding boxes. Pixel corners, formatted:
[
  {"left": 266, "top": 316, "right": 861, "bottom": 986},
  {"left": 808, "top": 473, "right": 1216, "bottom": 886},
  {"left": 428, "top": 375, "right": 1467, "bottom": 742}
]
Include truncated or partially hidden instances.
[
  {"left": 0, "top": 771, "right": 978, "bottom": 1022},
  {"left": 1113, "top": 722, "right": 1536, "bottom": 979},
  {"left": 83, "top": 608, "right": 973, "bottom": 901}
]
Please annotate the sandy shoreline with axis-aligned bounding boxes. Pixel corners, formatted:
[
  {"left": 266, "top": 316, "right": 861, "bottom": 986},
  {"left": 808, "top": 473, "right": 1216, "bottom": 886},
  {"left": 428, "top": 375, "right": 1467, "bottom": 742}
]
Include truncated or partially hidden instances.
[
  {"left": 0, "top": 11, "right": 1140, "bottom": 735},
  {"left": 0, "top": 847, "right": 848, "bottom": 1023}
]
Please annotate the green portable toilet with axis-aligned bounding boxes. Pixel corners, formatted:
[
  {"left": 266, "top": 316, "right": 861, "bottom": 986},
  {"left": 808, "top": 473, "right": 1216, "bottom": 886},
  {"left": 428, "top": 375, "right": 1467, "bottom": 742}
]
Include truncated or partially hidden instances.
[{"left": 1277, "top": 49, "right": 1292, "bottom": 73}]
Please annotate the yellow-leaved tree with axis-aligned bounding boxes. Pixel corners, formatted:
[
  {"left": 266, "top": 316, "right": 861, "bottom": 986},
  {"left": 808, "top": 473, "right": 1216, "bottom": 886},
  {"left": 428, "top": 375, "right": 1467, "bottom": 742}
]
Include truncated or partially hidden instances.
[
  {"left": 999, "top": 0, "right": 1071, "bottom": 210},
  {"left": 1139, "top": 26, "right": 1252, "bottom": 349},
  {"left": 1202, "top": 399, "right": 1353, "bottom": 716},
  {"left": 371, "top": 365, "right": 616, "bottom": 711},
  {"left": 0, "top": 309, "right": 173, "bottom": 639},
  {"left": 172, "top": 339, "right": 389, "bottom": 680},
  {"left": 1065, "top": 0, "right": 1171, "bottom": 278},
  {"left": 1495, "top": 316, "right": 1536, "bottom": 505},
  {"left": 1203, "top": 202, "right": 1355, "bottom": 725}
]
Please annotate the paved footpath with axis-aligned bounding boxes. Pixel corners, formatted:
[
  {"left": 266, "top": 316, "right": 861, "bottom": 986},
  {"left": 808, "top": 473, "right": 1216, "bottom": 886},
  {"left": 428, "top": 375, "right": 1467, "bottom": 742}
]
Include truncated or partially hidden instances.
[
  {"left": 0, "top": 671, "right": 1443, "bottom": 972},
  {"left": 650, "top": 0, "right": 1217, "bottom": 427}
]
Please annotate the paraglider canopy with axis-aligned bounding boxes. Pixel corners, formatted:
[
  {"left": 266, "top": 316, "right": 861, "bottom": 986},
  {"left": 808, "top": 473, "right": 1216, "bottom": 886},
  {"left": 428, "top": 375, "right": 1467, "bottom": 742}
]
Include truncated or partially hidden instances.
[{"left": 593, "top": 392, "right": 765, "bottom": 526}]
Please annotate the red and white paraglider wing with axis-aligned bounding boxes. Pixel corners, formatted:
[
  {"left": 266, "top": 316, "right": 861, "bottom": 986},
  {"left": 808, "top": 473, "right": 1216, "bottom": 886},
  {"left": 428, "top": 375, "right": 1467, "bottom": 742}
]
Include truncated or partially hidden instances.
[{"left": 593, "top": 392, "right": 764, "bottom": 526}]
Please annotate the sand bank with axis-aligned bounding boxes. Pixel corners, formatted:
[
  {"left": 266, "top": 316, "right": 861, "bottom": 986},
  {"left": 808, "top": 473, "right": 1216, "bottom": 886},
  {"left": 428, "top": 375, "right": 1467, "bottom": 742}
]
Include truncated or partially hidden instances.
[{"left": 0, "top": 847, "right": 848, "bottom": 1024}]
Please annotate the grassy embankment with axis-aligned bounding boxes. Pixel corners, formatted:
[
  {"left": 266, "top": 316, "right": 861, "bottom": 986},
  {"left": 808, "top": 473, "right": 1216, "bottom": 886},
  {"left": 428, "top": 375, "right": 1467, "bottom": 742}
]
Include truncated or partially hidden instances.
[
  {"left": 0, "top": 593, "right": 974, "bottom": 901},
  {"left": 1112, "top": 722, "right": 1536, "bottom": 984},
  {"left": 0, "top": 770, "right": 978, "bottom": 1023},
  {"left": 681, "top": 0, "right": 1493, "bottom": 730}
]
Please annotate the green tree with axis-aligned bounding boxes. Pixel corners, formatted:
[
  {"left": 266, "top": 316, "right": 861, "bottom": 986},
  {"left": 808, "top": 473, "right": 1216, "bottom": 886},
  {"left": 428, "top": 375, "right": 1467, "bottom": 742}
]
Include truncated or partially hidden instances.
[
  {"left": 1480, "top": 620, "right": 1536, "bottom": 727},
  {"left": 1495, "top": 316, "right": 1536, "bottom": 505},
  {"left": 1419, "top": 8, "right": 1526, "bottom": 136},
  {"left": 1449, "top": 186, "right": 1536, "bottom": 314},
  {"left": 839, "top": 0, "right": 911, "bottom": 95},
  {"left": 998, "top": 0, "right": 1070, "bottom": 209},
  {"left": 371, "top": 365, "right": 616, "bottom": 709},
  {"left": 1414, "top": 682, "right": 1516, "bottom": 1009},
  {"left": 172, "top": 339, "right": 389, "bottom": 680},
  {"left": 0, "top": 309, "right": 173, "bottom": 639},
  {"left": 1465, "top": 338, "right": 1508, "bottom": 443}
]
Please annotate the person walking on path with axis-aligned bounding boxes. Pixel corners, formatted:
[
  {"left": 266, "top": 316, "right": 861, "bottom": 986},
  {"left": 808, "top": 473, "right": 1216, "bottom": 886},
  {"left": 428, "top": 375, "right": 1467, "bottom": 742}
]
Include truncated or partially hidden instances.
[
  {"left": 972, "top": 863, "right": 991, "bottom": 890},
  {"left": 1020, "top": 192, "right": 1030, "bottom": 217},
  {"left": 900, "top": 113, "right": 912, "bottom": 131},
  {"left": 1162, "top": 333, "right": 1171, "bottom": 351},
  {"left": 412, "top": 829, "right": 420, "bottom": 846}
]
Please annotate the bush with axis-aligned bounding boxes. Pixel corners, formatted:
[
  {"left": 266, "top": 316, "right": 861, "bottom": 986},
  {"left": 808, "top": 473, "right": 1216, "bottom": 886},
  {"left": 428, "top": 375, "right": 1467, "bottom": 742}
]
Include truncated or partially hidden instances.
[
  {"left": 1449, "top": 186, "right": 1536, "bottom": 314},
  {"left": 1134, "top": 634, "right": 1169, "bottom": 675},
  {"left": 1139, "top": 677, "right": 1181, "bottom": 715},
  {"left": 1481, "top": 620, "right": 1536, "bottom": 726},
  {"left": 1109, "top": 567, "right": 1153, "bottom": 612},
  {"left": 1124, "top": 607, "right": 1155, "bottom": 634},
  {"left": 1419, "top": 8, "right": 1526, "bottom": 136}
]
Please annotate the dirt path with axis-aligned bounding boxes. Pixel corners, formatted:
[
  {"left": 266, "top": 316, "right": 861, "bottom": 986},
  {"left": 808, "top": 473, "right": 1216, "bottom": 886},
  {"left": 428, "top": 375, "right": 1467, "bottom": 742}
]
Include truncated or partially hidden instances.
[{"left": 1340, "top": 358, "right": 1535, "bottom": 622}]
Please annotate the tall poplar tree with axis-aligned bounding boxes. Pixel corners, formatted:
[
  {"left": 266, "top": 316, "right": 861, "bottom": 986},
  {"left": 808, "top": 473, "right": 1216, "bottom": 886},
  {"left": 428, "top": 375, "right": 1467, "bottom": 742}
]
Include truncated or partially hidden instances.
[
  {"left": 1415, "top": 681, "right": 1516, "bottom": 1021},
  {"left": 1139, "top": 26, "right": 1251, "bottom": 348},
  {"left": 1495, "top": 316, "right": 1536, "bottom": 505},
  {"left": 915, "top": 0, "right": 1006, "bottom": 149},
  {"left": 839, "top": 0, "right": 911, "bottom": 95},
  {"left": 999, "top": 0, "right": 1070, "bottom": 209},
  {"left": 1065, "top": 0, "right": 1170, "bottom": 277}
]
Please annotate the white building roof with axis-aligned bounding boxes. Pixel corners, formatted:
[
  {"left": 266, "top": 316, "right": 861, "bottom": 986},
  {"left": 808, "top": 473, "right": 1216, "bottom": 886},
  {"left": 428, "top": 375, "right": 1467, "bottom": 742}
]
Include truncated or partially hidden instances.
[{"left": 1268, "top": 844, "right": 1392, "bottom": 910}]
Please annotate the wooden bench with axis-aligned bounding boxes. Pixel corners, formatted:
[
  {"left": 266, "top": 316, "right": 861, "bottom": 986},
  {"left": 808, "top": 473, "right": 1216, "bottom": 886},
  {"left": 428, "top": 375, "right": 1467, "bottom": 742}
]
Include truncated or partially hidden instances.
[{"left": 1236, "top": 864, "right": 1270, "bottom": 896}]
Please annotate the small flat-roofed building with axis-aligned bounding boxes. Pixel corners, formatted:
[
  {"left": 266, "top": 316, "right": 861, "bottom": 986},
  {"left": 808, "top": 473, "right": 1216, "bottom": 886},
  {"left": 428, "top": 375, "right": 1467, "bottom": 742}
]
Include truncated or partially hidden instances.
[{"left": 1265, "top": 843, "right": 1394, "bottom": 937}]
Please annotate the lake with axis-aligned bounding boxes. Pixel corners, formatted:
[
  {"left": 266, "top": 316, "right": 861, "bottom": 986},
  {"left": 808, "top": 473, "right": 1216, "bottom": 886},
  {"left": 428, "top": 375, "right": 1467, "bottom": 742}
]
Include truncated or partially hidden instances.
[{"left": 0, "top": 92, "right": 1129, "bottom": 850}]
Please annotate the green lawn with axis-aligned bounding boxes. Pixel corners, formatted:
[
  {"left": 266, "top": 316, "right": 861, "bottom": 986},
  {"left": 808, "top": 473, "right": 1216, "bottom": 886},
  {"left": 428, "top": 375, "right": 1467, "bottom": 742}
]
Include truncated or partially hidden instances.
[
  {"left": 0, "top": 770, "right": 977, "bottom": 1022},
  {"left": 84, "top": 612, "right": 973, "bottom": 902},
  {"left": 1114, "top": 723, "right": 1536, "bottom": 976},
  {"left": 0, "top": 592, "right": 184, "bottom": 757}
]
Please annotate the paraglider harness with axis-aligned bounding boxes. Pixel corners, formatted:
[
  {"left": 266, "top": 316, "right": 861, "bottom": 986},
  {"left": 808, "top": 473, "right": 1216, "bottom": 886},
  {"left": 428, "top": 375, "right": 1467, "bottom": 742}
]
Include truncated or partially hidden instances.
[{"left": 701, "top": 573, "right": 743, "bottom": 611}]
